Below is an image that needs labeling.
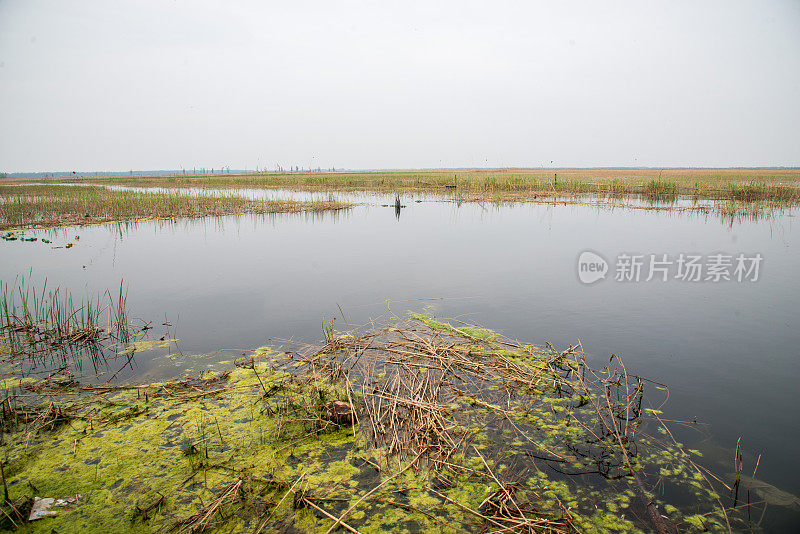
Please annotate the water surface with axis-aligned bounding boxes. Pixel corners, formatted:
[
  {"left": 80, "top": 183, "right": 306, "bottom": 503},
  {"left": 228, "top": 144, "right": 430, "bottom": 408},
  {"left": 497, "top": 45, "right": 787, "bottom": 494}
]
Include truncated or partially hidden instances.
[{"left": 1, "top": 194, "right": 798, "bottom": 530}]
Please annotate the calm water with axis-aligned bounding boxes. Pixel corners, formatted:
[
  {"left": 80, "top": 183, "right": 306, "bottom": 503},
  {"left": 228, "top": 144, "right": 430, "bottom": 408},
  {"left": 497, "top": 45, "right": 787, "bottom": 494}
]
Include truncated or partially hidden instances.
[{"left": 2, "top": 193, "right": 798, "bottom": 529}]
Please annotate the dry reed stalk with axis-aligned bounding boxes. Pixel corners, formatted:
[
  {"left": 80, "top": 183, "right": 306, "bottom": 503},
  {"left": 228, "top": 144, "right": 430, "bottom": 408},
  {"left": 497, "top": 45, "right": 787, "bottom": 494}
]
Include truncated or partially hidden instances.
[
  {"left": 170, "top": 478, "right": 243, "bottom": 533},
  {"left": 274, "top": 316, "right": 690, "bottom": 532}
]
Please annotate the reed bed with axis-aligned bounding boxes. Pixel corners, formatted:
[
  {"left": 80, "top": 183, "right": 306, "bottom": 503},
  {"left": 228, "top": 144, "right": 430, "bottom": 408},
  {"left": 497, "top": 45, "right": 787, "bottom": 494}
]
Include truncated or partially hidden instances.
[
  {"left": 0, "top": 185, "right": 352, "bottom": 230},
  {"left": 61, "top": 168, "right": 800, "bottom": 205},
  {"left": 459, "top": 193, "right": 790, "bottom": 223}
]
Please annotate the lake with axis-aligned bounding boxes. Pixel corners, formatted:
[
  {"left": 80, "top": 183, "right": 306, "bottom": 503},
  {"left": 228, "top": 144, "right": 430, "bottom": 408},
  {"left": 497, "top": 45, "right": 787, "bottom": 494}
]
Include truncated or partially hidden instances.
[{"left": 1, "top": 191, "right": 798, "bottom": 530}]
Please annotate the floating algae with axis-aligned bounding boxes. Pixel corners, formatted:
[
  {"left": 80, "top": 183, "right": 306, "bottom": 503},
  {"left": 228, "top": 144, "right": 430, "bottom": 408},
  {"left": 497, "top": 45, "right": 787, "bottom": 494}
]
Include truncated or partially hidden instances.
[
  {"left": 0, "top": 316, "right": 763, "bottom": 532},
  {"left": 115, "top": 339, "right": 176, "bottom": 357}
]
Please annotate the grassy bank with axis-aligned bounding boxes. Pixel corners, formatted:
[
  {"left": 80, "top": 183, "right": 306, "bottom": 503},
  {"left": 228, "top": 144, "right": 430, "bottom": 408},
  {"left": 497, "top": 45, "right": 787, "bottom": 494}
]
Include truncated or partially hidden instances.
[
  {"left": 0, "top": 185, "right": 352, "bottom": 230},
  {"left": 53, "top": 168, "right": 800, "bottom": 204},
  {"left": 0, "top": 316, "right": 756, "bottom": 533}
]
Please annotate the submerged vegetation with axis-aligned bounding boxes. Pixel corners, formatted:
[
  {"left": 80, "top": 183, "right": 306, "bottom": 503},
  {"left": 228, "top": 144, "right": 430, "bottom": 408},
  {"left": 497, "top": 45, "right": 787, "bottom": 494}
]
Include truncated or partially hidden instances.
[
  {"left": 54, "top": 168, "right": 800, "bottom": 205},
  {"left": 0, "top": 185, "right": 352, "bottom": 230},
  {"left": 0, "top": 315, "right": 769, "bottom": 533}
]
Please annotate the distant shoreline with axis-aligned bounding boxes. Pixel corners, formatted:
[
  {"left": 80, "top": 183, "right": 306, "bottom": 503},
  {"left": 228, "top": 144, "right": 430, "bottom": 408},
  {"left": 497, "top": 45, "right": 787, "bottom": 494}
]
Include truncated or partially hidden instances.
[{"left": 3, "top": 166, "right": 800, "bottom": 180}]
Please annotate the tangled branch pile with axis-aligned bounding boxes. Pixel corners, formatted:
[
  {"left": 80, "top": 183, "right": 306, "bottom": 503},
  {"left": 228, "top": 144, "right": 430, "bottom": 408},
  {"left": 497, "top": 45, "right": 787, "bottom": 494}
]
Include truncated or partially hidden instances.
[
  {"left": 272, "top": 315, "right": 725, "bottom": 532},
  {"left": 0, "top": 315, "right": 747, "bottom": 533}
]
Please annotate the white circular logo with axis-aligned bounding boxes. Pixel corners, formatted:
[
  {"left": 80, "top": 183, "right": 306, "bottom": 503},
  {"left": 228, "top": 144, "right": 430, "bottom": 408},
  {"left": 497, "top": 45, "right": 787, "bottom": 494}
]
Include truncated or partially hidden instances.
[{"left": 577, "top": 251, "right": 608, "bottom": 284}]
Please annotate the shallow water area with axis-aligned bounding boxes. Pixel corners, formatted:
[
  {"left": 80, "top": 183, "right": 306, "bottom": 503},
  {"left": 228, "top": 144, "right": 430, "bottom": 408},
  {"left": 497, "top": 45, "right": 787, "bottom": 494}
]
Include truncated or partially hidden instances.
[{"left": 1, "top": 191, "right": 798, "bottom": 531}]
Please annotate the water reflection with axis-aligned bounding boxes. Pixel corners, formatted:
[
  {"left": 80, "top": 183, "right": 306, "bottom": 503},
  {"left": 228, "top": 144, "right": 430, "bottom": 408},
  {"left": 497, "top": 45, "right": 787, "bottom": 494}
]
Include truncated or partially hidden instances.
[
  {"left": 30, "top": 180, "right": 795, "bottom": 227},
  {"left": 0, "top": 197, "right": 798, "bottom": 530}
]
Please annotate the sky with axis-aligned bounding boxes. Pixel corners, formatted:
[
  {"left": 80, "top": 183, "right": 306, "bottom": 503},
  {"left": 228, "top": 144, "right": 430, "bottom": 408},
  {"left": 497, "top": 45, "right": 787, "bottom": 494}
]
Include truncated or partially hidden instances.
[{"left": 0, "top": 0, "right": 798, "bottom": 172}]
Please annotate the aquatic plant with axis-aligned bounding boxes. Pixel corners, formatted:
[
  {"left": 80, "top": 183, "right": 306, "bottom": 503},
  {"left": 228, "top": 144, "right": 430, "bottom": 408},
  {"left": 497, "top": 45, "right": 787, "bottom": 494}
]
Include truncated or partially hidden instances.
[
  {"left": 0, "top": 276, "right": 134, "bottom": 373},
  {"left": 644, "top": 179, "right": 678, "bottom": 200},
  {"left": 726, "top": 181, "right": 797, "bottom": 203}
]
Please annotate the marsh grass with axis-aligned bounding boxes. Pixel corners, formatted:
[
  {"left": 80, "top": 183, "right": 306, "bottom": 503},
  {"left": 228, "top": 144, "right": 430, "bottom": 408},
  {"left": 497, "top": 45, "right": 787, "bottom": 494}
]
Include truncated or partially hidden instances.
[
  {"left": 60, "top": 168, "right": 800, "bottom": 205},
  {"left": 644, "top": 178, "right": 678, "bottom": 200},
  {"left": 0, "top": 185, "right": 352, "bottom": 230},
  {"left": 727, "top": 181, "right": 797, "bottom": 203}
]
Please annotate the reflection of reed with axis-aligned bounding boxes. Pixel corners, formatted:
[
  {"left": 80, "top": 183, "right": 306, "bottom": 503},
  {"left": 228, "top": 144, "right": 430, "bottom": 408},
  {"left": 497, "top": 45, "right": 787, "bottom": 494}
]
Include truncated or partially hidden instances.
[{"left": 456, "top": 193, "right": 790, "bottom": 224}]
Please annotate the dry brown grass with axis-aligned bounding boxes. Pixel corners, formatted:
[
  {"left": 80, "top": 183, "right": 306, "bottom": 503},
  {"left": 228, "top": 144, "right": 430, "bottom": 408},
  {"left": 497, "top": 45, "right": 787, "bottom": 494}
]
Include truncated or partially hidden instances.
[
  {"left": 48, "top": 168, "right": 800, "bottom": 204},
  {"left": 0, "top": 185, "right": 353, "bottom": 230}
]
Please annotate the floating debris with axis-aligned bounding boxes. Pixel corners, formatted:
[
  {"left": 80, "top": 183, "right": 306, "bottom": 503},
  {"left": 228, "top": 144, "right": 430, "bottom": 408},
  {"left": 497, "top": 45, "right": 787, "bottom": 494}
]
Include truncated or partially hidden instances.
[
  {"left": 28, "top": 494, "right": 81, "bottom": 521},
  {"left": 0, "top": 315, "right": 772, "bottom": 532}
]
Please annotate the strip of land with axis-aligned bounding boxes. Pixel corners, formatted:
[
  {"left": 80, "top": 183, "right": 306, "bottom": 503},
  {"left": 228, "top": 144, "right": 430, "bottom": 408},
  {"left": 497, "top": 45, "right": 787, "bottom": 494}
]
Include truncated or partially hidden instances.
[
  {"left": 43, "top": 168, "right": 800, "bottom": 204},
  {"left": 0, "top": 184, "right": 352, "bottom": 230}
]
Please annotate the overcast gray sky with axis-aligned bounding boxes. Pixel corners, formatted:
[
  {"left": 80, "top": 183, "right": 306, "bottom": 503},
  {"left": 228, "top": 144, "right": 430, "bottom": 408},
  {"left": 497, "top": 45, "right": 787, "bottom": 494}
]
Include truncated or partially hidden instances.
[{"left": 0, "top": 1, "right": 798, "bottom": 172}]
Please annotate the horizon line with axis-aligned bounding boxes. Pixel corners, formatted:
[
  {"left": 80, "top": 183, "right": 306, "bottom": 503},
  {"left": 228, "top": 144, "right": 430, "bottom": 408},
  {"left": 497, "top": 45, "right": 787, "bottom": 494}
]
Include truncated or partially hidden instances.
[{"left": 5, "top": 165, "right": 800, "bottom": 177}]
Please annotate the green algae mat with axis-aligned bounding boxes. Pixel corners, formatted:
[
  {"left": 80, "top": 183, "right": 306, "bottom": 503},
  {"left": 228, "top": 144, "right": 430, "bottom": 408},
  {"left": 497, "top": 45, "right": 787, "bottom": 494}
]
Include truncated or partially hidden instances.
[{"left": 0, "top": 317, "right": 753, "bottom": 533}]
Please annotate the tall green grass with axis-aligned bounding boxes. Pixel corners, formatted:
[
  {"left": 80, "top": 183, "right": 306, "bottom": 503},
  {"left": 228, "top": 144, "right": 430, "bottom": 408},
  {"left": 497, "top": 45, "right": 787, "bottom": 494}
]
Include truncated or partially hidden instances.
[
  {"left": 644, "top": 179, "right": 678, "bottom": 200},
  {"left": 0, "top": 276, "right": 129, "bottom": 347},
  {"left": 0, "top": 275, "right": 134, "bottom": 378}
]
